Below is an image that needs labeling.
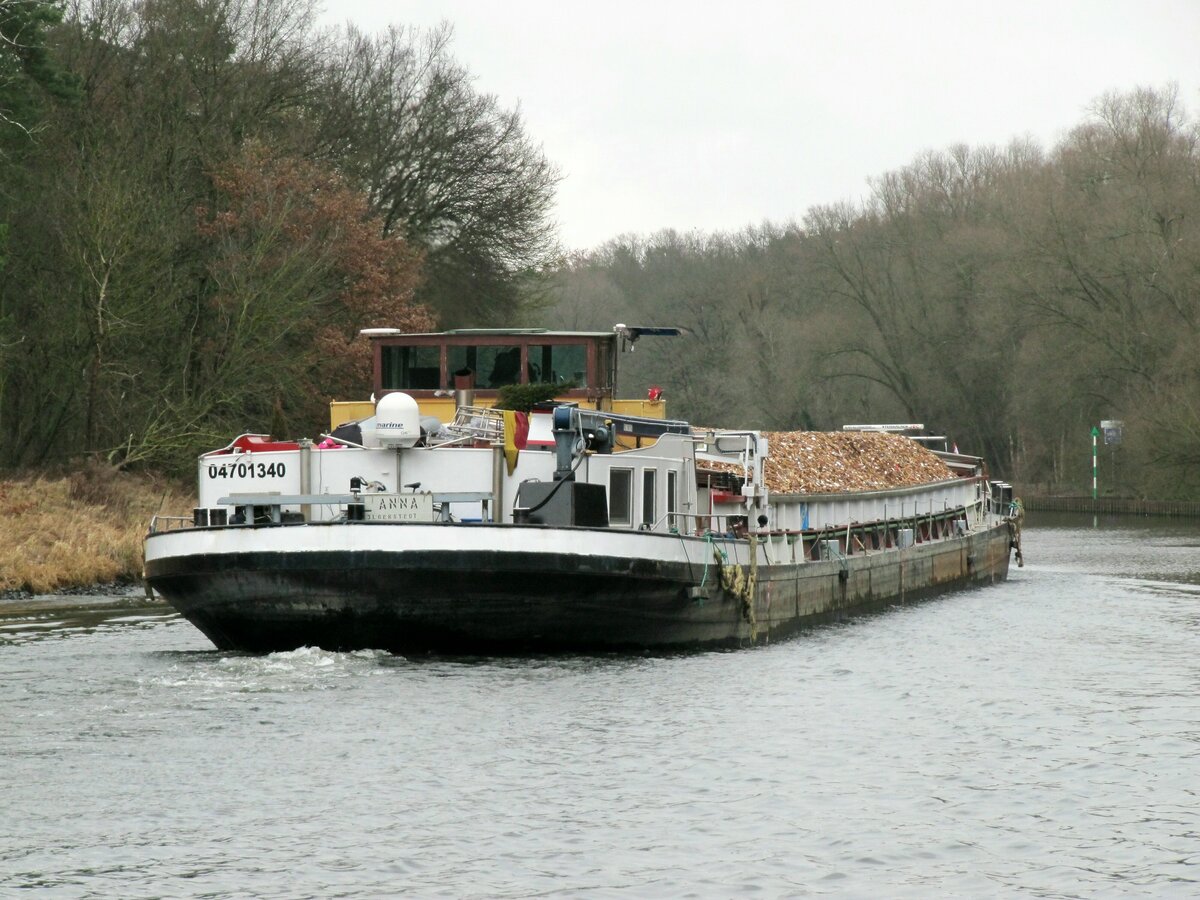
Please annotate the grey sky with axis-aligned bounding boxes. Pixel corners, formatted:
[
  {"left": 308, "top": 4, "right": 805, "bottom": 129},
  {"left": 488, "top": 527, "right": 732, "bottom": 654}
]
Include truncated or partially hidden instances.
[{"left": 322, "top": 1, "right": 1200, "bottom": 251}]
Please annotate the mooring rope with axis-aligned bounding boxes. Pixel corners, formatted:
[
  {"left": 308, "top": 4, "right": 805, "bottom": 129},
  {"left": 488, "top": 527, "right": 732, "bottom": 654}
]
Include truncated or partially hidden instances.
[
  {"left": 714, "top": 533, "right": 758, "bottom": 636},
  {"left": 699, "top": 530, "right": 729, "bottom": 589}
]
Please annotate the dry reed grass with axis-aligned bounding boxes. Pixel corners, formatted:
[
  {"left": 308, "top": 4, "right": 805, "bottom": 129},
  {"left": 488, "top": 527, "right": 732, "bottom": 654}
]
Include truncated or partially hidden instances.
[{"left": 0, "top": 464, "right": 192, "bottom": 594}]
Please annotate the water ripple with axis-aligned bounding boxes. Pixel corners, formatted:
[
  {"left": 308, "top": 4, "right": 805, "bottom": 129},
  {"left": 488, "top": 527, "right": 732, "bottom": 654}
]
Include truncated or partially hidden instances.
[{"left": 2, "top": 516, "right": 1199, "bottom": 896}]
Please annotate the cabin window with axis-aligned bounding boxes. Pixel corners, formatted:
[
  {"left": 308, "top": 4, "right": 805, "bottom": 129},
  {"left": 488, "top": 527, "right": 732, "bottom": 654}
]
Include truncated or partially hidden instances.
[
  {"left": 595, "top": 341, "right": 612, "bottom": 392},
  {"left": 448, "top": 345, "right": 522, "bottom": 389},
  {"left": 667, "top": 469, "right": 677, "bottom": 528},
  {"left": 642, "top": 469, "right": 657, "bottom": 527},
  {"left": 528, "top": 344, "right": 587, "bottom": 387},
  {"left": 381, "top": 345, "right": 441, "bottom": 390},
  {"left": 609, "top": 468, "right": 633, "bottom": 526}
]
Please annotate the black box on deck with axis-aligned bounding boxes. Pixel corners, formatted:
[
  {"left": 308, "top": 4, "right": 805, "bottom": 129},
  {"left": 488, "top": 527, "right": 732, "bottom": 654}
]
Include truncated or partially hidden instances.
[{"left": 516, "top": 481, "right": 609, "bottom": 527}]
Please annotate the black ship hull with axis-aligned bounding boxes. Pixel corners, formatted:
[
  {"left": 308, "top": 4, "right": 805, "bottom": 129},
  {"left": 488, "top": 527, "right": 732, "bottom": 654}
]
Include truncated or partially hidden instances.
[{"left": 144, "top": 522, "right": 1014, "bottom": 654}]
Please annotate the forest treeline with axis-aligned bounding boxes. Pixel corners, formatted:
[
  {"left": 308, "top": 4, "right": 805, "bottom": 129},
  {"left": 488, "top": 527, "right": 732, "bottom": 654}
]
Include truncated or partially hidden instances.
[
  {"left": 546, "top": 86, "right": 1200, "bottom": 499},
  {"left": 2, "top": 2, "right": 1198, "bottom": 499},
  {"left": 0, "top": 0, "right": 557, "bottom": 470}
]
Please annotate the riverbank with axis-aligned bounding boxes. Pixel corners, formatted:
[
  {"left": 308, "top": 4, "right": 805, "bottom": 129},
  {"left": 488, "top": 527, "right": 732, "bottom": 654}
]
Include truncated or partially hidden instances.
[
  {"left": 0, "top": 587, "right": 169, "bottom": 625},
  {"left": 0, "top": 466, "right": 192, "bottom": 597},
  {"left": 1020, "top": 495, "right": 1200, "bottom": 517}
]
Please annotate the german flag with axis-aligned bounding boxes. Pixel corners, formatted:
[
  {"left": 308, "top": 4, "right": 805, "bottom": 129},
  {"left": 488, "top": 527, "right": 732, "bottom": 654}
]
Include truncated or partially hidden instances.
[{"left": 502, "top": 410, "right": 529, "bottom": 475}]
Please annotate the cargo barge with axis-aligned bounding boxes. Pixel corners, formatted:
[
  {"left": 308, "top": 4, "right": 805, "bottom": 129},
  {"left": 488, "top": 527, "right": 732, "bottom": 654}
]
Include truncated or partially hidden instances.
[{"left": 143, "top": 326, "right": 1020, "bottom": 653}]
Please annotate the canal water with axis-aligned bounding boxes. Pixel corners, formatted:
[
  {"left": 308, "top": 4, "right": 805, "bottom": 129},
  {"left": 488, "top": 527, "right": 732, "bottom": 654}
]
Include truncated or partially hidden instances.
[{"left": 2, "top": 514, "right": 1198, "bottom": 897}]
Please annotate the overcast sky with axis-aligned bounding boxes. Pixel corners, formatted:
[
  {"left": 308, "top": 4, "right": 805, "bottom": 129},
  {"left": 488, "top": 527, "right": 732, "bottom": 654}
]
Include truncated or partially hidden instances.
[{"left": 321, "top": 1, "right": 1200, "bottom": 251}]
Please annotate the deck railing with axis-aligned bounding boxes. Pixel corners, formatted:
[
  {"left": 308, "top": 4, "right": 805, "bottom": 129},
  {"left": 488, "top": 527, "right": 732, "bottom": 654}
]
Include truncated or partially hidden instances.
[{"left": 148, "top": 515, "right": 194, "bottom": 534}]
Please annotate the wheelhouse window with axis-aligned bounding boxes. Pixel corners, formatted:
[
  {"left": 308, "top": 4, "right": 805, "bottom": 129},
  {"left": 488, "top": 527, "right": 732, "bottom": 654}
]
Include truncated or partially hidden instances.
[
  {"left": 642, "top": 469, "right": 656, "bottom": 527},
  {"left": 381, "top": 345, "right": 441, "bottom": 391},
  {"left": 448, "top": 345, "right": 522, "bottom": 389},
  {"left": 528, "top": 344, "right": 587, "bottom": 387},
  {"left": 370, "top": 331, "right": 619, "bottom": 399},
  {"left": 596, "top": 340, "right": 612, "bottom": 394},
  {"left": 609, "top": 468, "right": 633, "bottom": 527},
  {"left": 667, "top": 469, "right": 678, "bottom": 528}
]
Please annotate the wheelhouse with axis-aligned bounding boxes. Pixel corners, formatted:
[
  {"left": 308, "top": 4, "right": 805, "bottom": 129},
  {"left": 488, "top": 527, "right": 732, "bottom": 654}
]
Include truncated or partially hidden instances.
[{"left": 329, "top": 326, "right": 678, "bottom": 430}]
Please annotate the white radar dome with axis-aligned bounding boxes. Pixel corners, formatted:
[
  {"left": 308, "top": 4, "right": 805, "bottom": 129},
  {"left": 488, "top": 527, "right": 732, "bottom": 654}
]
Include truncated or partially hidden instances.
[{"left": 374, "top": 392, "right": 421, "bottom": 448}]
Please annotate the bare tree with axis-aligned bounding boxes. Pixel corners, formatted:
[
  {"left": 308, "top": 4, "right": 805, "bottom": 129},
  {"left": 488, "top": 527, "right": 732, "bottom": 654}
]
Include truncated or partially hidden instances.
[{"left": 309, "top": 23, "right": 561, "bottom": 326}]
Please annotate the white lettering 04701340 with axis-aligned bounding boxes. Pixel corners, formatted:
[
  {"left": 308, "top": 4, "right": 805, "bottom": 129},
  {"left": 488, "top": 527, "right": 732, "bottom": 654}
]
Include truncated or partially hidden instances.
[{"left": 206, "top": 461, "right": 287, "bottom": 479}]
